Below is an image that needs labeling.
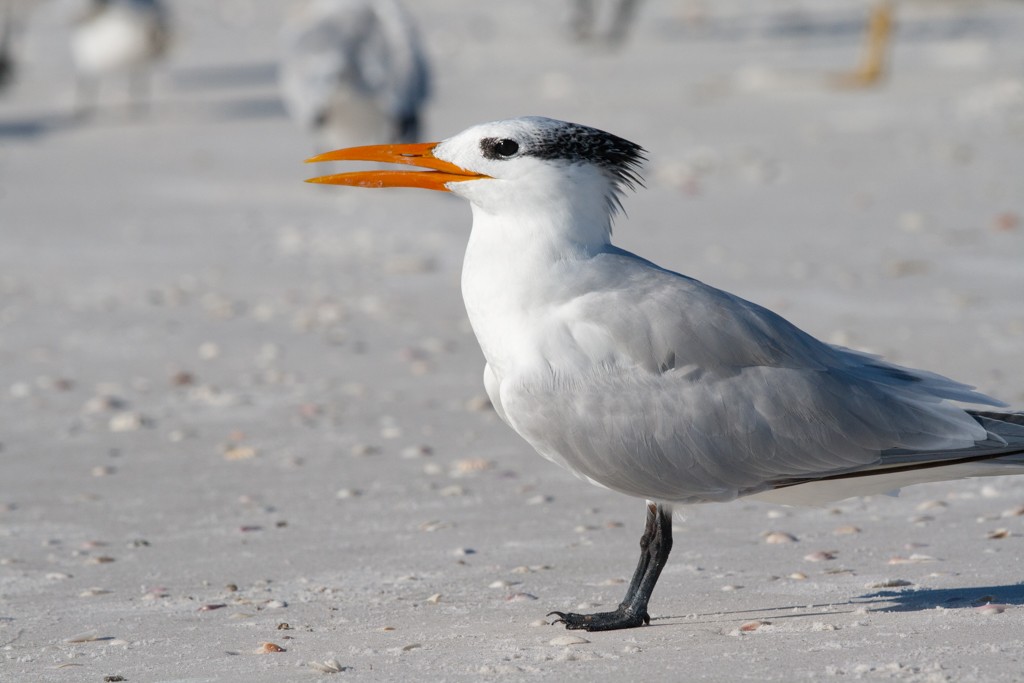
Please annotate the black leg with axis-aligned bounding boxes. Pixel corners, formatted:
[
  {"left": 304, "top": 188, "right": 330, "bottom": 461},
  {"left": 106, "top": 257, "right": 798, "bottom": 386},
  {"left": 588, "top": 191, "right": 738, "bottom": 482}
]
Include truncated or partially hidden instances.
[{"left": 549, "top": 501, "right": 673, "bottom": 631}]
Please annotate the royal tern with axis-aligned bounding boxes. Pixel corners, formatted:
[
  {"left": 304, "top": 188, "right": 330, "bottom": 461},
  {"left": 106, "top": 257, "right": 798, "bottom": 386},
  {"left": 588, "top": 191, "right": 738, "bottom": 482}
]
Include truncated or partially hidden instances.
[
  {"left": 306, "top": 116, "right": 1024, "bottom": 631},
  {"left": 70, "top": 0, "right": 170, "bottom": 116},
  {"left": 280, "top": 0, "right": 430, "bottom": 148}
]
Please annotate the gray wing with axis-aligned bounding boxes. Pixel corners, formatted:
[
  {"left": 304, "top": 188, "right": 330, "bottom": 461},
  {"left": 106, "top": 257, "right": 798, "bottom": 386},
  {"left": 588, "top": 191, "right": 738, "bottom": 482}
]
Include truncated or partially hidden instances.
[
  {"left": 279, "top": 0, "right": 428, "bottom": 140},
  {"left": 495, "top": 248, "right": 1017, "bottom": 505}
]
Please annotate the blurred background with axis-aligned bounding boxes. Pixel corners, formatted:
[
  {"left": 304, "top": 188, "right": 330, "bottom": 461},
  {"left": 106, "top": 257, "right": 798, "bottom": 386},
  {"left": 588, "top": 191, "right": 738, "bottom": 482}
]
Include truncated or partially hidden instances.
[{"left": 1, "top": 1, "right": 1024, "bottom": 679}]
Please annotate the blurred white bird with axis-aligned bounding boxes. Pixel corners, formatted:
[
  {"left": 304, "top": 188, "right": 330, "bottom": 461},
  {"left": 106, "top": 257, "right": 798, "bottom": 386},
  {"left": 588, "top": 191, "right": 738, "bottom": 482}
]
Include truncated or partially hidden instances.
[
  {"left": 280, "top": 0, "right": 430, "bottom": 149},
  {"left": 71, "top": 0, "right": 169, "bottom": 116},
  {"left": 305, "top": 116, "right": 1024, "bottom": 631}
]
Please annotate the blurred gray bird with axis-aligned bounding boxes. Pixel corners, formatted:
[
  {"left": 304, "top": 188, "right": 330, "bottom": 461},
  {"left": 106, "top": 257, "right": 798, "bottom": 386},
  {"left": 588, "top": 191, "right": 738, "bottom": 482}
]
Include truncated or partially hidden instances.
[
  {"left": 279, "top": 0, "right": 430, "bottom": 148},
  {"left": 1, "top": 0, "right": 44, "bottom": 93},
  {"left": 569, "top": 0, "right": 643, "bottom": 46},
  {"left": 71, "top": 0, "right": 170, "bottom": 116},
  {"left": 0, "top": 2, "right": 14, "bottom": 91}
]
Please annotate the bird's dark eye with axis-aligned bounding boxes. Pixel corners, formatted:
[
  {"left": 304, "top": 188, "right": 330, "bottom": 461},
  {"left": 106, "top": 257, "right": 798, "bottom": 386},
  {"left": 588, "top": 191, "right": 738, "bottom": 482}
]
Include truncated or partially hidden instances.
[
  {"left": 495, "top": 139, "right": 519, "bottom": 157},
  {"left": 481, "top": 137, "right": 520, "bottom": 159}
]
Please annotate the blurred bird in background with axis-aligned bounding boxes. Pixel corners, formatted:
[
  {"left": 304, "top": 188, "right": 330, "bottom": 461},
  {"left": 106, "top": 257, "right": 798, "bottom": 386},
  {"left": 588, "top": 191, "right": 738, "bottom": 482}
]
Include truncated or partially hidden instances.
[
  {"left": 0, "top": 2, "right": 15, "bottom": 92},
  {"left": 0, "top": 0, "right": 44, "bottom": 94},
  {"left": 569, "top": 0, "right": 643, "bottom": 46},
  {"left": 70, "top": 0, "right": 170, "bottom": 117},
  {"left": 279, "top": 0, "right": 430, "bottom": 149}
]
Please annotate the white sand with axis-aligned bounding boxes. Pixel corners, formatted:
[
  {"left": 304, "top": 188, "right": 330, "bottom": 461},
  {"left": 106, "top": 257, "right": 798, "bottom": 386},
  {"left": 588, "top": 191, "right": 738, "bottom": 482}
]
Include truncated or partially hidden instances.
[{"left": 2, "top": 1, "right": 1024, "bottom": 680}]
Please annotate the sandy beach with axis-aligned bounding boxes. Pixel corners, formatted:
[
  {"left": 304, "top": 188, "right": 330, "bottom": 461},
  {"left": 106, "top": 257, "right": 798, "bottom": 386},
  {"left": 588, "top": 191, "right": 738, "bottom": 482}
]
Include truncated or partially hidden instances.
[{"left": 2, "top": 1, "right": 1024, "bottom": 680}]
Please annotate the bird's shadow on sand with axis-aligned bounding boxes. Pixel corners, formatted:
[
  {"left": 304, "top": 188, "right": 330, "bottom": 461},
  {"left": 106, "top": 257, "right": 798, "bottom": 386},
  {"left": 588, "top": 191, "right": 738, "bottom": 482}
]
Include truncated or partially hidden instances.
[
  {"left": 653, "top": 582, "right": 1024, "bottom": 626},
  {"left": 856, "top": 583, "right": 1024, "bottom": 612}
]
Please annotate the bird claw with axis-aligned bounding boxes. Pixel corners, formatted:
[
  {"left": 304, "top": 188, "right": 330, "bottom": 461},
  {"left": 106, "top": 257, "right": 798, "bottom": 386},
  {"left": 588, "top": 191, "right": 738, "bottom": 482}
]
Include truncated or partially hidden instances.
[{"left": 546, "top": 607, "right": 649, "bottom": 631}]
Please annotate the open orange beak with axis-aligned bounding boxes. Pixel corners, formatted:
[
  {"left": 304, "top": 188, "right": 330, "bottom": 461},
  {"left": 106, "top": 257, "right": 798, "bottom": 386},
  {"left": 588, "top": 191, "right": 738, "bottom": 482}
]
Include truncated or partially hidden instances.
[{"left": 304, "top": 142, "right": 489, "bottom": 192}]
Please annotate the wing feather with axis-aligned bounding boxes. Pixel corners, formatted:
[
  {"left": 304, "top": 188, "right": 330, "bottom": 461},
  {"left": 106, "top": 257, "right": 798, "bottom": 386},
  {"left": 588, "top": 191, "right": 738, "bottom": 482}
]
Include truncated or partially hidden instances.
[{"left": 497, "top": 249, "right": 1011, "bottom": 504}]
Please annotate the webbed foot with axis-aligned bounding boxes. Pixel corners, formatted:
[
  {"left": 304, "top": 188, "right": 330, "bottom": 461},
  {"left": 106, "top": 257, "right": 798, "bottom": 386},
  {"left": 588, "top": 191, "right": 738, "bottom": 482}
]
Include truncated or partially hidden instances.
[{"left": 548, "top": 606, "right": 649, "bottom": 631}]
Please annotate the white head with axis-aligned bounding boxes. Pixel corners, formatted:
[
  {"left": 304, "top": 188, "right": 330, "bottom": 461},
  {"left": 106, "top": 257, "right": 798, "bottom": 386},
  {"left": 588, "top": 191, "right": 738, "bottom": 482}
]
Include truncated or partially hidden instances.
[{"left": 306, "top": 116, "right": 646, "bottom": 248}]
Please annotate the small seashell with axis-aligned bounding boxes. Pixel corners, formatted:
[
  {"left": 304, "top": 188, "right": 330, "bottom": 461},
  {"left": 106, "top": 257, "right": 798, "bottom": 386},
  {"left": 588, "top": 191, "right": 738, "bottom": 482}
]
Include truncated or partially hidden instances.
[
  {"left": 256, "top": 642, "right": 285, "bottom": 653},
  {"left": 505, "top": 592, "right": 538, "bottom": 602},
  {"left": 1001, "top": 504, "right": 1024, "bottom": 518},
  {"left": 993, "top": 212, "right": 1020, "bottom": 232},
  {"left": 464, "top": 395, "right": 493, "bottom": 412},
  {"left": 438, "top": 485, "right": 465, "bottom": 497},
  {"left": 549, "top": 635, "right": 590, "bottom": 646},
  {"left": 598, "top": 577, "right": 626, "bottom": 586},
  {"left": 525, "top": 494, "right": 554, "bottom": 505},
  {"left": 170, "top": 370, "right": 195, "bottom": 386},
  {"left": 987, "top": 529, "right": 1011, "bottom": 540},
  {"left": 888, "top": 554, "right": 935, "bottom": 565},
  {"left": 975, "top": 603, "right": 1009, "bottom": 615},
  {"left": 981, "top": 485, "right": 1001, "bottom": 499},
  {"left": 452, "top": 457, "right": 495, "bottom": 473},
  {"left": 79, "top": 587, "right": 112, "bottom": 597},
  {"left": 198, "top": 342, "right": 220, "bottom": 360},
  {"left": 789, "top": 572, "right": 808, "bottom": 580},
  {"left": 66, "top": 631, "right": 104, "bottom": 643},
  {"left": 426, "top": 593, "right": 442, "bottom": 604},
  {"left": 833, "top": 525, "right": 861, "bottom": 535},
  {"left": 108, "top": 412, "right": 146, "bottom": 432},
  {"left": 264, "top": 600, "right": 287, "bottom": 608},
  {"left": 82, "top": 394, "right": 126, "bottom": 414},
  {"left": 764, "top": 531, "right": 799, "bottom": 544},
  {"left": 223, "top": 445, "right": 256, "bottom": 461},
  {"left": 916, "top": 500, "right": 948, "bottom": 511},
  {"left": 86, "top": 556, "right": 116, "bottom": 565},
  {"left": 739, "top": 620, "right": 768, "bottom": 632},
  {"left": 804, "top": 551, "right": 837, "bottom": 562},
  {"left": 866, "top": 579, "right": 913, "bottom": 589},
  {"left": 401, "top": 444, "right": 433, "bottom": 459},
  {"left": 309, "top": 659, "right": 348, "bottom": 673},
  {"left": 198, "top": 603, "right": 226, "bottom": 611},
  {"left": 401, "top": 643, "right": 422, "bottom": 652}
]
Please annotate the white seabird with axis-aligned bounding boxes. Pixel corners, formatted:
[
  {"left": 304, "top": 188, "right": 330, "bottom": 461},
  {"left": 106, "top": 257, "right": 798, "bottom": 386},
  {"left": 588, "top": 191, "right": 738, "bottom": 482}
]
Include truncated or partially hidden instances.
[
  {"left": 305, "top": 116, "right": 1024, "bottom": 631},
  {"left": 70, "top": 0, "right": 170, "bottom": 116},
  {"left": 280, "top": 0, "right": 430, "bottom": 148}
]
